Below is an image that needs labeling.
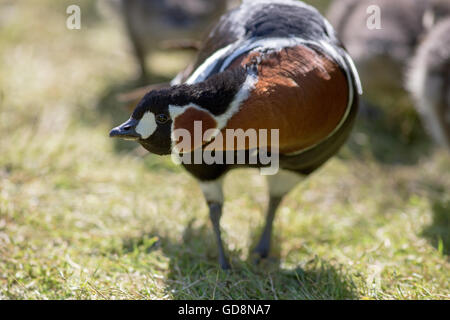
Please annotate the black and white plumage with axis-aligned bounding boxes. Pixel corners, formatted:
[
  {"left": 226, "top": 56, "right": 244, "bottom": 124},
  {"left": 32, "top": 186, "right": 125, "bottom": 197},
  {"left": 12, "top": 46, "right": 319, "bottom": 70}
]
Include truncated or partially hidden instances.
[{"left": 110, "top": 0, "right": 362, "bottom": 269}]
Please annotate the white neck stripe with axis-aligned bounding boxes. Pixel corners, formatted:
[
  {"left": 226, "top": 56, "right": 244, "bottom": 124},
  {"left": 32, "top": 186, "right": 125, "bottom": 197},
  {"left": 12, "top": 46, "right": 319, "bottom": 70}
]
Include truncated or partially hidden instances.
[
  {"left": 185, "top": 44, "right": 233, "bottom": 85},
  {"left": 168, "top": 71, "right": 258, "bottom": 147}
]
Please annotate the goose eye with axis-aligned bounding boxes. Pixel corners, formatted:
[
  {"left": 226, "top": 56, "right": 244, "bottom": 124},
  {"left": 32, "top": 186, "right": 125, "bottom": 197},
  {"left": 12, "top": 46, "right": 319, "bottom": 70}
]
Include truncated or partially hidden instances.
[{"left": 156, "top": 114, "right": 169, "bottom": 124}]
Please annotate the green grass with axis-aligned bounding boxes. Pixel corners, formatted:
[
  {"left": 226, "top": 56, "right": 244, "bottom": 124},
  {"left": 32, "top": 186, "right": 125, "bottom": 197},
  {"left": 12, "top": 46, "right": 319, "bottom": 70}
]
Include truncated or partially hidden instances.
[{"left": 0, "top": 0, "right": 449, "bottom": 300}]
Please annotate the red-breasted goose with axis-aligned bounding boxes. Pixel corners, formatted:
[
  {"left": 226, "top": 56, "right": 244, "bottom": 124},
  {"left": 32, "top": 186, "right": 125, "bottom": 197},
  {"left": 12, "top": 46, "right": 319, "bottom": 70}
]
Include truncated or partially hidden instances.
[{"left": 110, "top": 0, "right": 362, "bottom": 269}]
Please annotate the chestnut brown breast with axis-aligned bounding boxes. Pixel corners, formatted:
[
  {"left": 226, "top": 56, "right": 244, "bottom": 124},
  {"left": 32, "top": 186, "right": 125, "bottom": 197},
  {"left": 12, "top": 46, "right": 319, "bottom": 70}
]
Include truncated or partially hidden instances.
[{"left": 225, "top": 45, "right": 349, "bottom": 154}]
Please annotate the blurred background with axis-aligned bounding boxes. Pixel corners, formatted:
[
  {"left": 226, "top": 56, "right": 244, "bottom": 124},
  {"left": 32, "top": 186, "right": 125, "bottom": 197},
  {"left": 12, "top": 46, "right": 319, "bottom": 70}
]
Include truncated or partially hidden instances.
[{"left": 0, "top": 0, "right": 448, "bottom": 299}]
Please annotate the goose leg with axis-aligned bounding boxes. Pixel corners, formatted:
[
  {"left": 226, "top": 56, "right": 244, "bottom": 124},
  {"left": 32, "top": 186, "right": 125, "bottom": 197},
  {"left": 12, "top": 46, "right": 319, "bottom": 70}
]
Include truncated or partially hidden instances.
[
  {"left": 208, "top": 202, "right": 230, "bottom": 270},
  {"left": 253, "top": 170, "right": 304, "bottom": 260},
  {"left": 200, "top": 178, "right": 230, "bottom": 270},
  {"left": 253, "top": 196, "right": 283, "bottom": 259}
]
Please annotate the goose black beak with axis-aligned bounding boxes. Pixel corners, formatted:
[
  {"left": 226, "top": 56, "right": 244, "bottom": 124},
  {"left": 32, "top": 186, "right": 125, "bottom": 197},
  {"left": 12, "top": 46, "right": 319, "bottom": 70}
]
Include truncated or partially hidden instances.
[{"left": 109, "top": 118, "right": 141, "bottom": 140}]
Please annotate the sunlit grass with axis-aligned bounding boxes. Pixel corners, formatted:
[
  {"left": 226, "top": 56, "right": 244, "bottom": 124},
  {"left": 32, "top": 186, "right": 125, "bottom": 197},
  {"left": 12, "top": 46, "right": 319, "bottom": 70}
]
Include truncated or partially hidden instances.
[{"left": 0, "top": 0, "right": 449, "bottom": 300}]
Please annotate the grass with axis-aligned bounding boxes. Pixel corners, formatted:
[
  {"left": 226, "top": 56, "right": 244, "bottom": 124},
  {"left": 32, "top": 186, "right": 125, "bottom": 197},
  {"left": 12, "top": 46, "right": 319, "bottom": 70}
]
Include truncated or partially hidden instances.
[{"left": 0, "top": 0, "right": 449, "bottom": 300}]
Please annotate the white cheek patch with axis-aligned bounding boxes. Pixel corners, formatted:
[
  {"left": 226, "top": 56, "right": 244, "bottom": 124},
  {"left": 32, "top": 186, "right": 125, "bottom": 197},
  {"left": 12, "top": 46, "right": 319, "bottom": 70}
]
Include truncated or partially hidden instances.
[{"left": 136, "top": 112, "right": 157, "bottom": 139}]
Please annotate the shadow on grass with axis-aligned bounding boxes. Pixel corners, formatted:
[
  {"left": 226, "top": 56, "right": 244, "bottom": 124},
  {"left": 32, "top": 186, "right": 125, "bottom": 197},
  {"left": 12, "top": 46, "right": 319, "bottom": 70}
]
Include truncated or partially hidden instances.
[
  {"left": 421, "top": 199, "right": 450, "bottom": 256},
  {"left": 118, "top": 221, "right": 358, "bottom": 300}
]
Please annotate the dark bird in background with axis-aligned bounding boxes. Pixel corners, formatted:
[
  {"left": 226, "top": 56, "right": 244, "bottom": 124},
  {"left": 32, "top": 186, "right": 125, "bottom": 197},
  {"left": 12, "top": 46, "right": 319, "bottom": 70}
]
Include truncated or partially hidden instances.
[
  {"left": 109, "top": 0, "right": 362, "bottom": 269},
  {"left": 407, "top": 18, "right": 450, "bottom": 149},
  {"left": 327, "top": 0, "right": 450, "bottom": 145},
  {"left": 99, "top": 0, "right": 240, "bottom": 80}
]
